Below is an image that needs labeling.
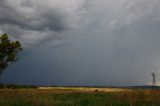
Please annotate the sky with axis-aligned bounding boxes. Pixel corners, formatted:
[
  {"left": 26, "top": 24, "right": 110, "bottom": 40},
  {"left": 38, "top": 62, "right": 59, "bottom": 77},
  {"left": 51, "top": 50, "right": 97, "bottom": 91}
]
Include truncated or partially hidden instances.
[{"left": 0, "top": 0, "right": 160, "bottom": 86}]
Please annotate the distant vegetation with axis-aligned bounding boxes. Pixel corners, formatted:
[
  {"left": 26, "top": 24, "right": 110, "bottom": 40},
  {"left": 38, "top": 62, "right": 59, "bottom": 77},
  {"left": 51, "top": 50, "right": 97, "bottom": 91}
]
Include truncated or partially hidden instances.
[{"left": 0, "top": 83, "right": 37, "bottom": 89}]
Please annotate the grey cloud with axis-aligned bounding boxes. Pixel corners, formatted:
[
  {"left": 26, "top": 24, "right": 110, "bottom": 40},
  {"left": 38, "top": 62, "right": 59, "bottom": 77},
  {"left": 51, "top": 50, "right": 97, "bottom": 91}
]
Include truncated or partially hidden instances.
[
  {"left": 0, "top": 0, "right": 66, "bottom": 31},
  {"left": 0, "top": 0, "right": 88, "bottom": 47},
  {"left": 85, "top": 0, "right": 160, "bottom": 31}
]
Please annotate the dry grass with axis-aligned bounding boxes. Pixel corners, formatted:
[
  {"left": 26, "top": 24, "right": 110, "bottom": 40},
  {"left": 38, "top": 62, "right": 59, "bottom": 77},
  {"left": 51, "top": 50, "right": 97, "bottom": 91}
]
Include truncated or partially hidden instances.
[
  {"left": 38, "top": 87, "right": 131, "bottom": 92},
  {"left": 0, "top": 88, "right": 160, "bottom": 106}
]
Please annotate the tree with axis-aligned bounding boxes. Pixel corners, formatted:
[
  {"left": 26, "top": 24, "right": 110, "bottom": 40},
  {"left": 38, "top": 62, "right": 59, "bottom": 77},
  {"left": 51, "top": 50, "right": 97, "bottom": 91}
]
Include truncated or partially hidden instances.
[{"left": 0, "top": 33, "right": 22, "bottom": 75}]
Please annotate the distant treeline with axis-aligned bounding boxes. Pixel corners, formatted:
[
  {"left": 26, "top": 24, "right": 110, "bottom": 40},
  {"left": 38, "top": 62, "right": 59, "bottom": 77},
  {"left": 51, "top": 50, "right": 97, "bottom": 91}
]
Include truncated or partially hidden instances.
[{"left": 0, "top": 83, "right": 37, "bottom": 89}]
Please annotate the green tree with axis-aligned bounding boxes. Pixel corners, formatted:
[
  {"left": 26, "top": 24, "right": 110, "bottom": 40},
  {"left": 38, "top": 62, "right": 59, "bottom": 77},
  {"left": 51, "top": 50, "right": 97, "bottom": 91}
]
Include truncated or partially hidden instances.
[{"left": 0, "top": 33, "right": 22, "bottom": 75}]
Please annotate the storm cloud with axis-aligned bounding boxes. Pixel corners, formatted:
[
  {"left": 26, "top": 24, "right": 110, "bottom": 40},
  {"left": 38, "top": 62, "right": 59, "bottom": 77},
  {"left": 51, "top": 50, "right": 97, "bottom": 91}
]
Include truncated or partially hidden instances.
[
  {"left": 0, "top": 0, "right": 88, "bottom": 47},
  {"left": 1, "top": 0, "right": 160, "bottom": 86}
]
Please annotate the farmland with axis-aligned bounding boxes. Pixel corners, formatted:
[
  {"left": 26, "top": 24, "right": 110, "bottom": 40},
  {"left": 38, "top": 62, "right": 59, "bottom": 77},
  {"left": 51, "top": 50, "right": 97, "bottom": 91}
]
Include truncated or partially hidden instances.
[{"left": 0, "top": 87, "right": 160, "bottom": 106}]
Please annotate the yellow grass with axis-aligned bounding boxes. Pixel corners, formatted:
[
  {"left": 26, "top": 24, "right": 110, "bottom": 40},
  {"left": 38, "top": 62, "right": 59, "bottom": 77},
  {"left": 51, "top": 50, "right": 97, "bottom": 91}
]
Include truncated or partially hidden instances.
[{"left": 38, "top": 87, "right": 131, "bottom": 92}]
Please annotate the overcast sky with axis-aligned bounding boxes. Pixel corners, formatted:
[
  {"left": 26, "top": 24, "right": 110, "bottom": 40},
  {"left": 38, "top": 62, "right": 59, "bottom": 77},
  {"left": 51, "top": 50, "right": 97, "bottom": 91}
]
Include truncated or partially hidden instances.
[{"left": 0, "top": 0, "right": 160, "bottom": 86}]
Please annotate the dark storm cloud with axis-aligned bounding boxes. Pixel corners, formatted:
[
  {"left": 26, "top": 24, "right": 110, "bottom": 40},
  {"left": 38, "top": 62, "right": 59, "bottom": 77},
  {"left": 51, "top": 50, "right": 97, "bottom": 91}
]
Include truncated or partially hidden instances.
[
  {"left": 1, "top": 0, "right": 160, "bottom": 86},
  {"left": 0, "top": 1, "right": 66, "bottom": 31},
  {"left": 0, "top": 0, "right": 88, "bottom": 47}
]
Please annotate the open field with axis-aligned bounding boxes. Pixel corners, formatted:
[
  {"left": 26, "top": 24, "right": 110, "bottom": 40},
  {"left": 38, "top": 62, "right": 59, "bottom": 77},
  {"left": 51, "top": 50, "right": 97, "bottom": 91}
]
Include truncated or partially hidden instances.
[{"left": 0, "top": 87, "right": 160, "bottom": 106}]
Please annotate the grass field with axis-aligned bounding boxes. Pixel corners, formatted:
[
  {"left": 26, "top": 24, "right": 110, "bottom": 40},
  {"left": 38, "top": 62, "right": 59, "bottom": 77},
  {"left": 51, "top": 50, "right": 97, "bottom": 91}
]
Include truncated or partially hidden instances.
[{"left": 0, "top": 87, "right": 160, "bottom": 106}]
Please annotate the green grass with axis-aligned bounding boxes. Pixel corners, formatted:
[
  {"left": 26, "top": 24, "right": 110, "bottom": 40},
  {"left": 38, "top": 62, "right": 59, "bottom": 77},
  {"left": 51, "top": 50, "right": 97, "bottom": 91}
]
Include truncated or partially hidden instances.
[{"left": 0, "top": 88, "right": 160, "bottom": 106}]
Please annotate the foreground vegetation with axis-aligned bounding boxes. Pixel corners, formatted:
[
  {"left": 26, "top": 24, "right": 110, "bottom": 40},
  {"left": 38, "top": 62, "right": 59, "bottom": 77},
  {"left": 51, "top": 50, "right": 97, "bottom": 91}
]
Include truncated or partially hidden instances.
[{"left": 0, "top": 88, "right": 160, "bottom": 106}]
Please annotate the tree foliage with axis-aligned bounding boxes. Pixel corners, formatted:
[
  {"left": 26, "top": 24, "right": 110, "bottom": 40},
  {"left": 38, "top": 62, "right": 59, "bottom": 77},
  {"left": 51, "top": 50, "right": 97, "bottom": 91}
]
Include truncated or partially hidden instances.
[{"left": 0, "top": 33, "right": 22, "bottom": 75}]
